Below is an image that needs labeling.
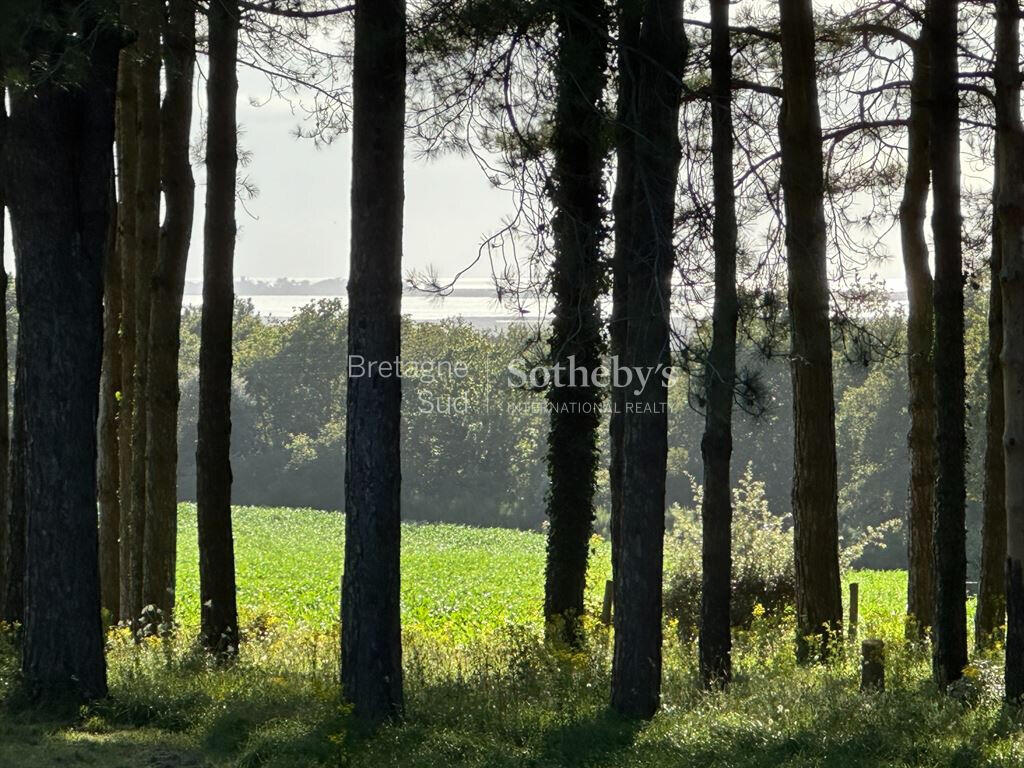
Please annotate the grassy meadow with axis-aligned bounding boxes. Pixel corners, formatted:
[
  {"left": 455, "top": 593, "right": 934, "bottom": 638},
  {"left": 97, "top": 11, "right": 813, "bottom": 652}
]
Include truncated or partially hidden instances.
[
  {"left": 173, "top": 505, "right": 604, "bottom": 639},
  {"left": 2, "top": 505, "right": 1023, "bottom": 767}
]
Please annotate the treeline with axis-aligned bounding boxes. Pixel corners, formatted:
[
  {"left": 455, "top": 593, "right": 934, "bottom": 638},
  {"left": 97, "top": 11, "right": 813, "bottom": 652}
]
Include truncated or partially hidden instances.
[
  {"left": 165, "top": 289, "right": 987, "bottom": 574},
  {"left": 174, "top": 302, "right": 550, "bottom": 524}
]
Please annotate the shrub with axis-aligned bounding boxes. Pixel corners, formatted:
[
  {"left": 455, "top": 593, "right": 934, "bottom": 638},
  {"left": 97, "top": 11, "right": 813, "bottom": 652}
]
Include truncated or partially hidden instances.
[
  {"left": 664, "top": 464, "right": 795, "bottom": 640},
  {"left": 664, "top": 463, "right": 900, "bottom": 640}
]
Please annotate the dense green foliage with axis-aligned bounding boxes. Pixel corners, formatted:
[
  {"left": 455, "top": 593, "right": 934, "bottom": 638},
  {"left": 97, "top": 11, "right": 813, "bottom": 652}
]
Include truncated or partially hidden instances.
[
  {"left": 175, "top": 302, "right": 549, "bottom": 528},
  {"left": 664, "top": 465, "right": 797, "bottom": 637},
  {"left": 663, "top": 464, "right": 899, "bottom": 637},
  {"left": 1, "top": 508, "right": 1011, "bottom": 768},
  {"left": 170, "top": 289, "right": 993, "bottom": 570}
]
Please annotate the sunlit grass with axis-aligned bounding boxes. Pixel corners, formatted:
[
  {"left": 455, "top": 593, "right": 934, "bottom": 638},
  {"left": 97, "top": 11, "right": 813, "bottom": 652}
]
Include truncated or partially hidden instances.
[
  {"left": 175, "top": 504, "right": 612, "bottom": 640},
  {"left": 1, "top": 505, "right": 1020, "bottom": 768}
]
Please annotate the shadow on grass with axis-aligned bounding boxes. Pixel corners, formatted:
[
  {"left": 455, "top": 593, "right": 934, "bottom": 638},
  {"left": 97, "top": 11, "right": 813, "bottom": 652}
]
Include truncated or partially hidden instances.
[
  {"left": 5, "top": 625, "right": 1024, "bottom": 768},
  {"left": 3, "top": 684, "right": 1023, "bottom": 768},
  {"left": 0, "top": 718, "right": 206, "bottom": 768},
  {"left": 535, "top": 709, "right": 644, "bottom": 767}
]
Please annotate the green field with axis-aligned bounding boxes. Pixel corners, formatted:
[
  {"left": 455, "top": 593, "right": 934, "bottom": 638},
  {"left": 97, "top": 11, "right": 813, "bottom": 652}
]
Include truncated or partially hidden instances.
[
  {"left": 1, "top": 506, "right": 1021, "bottom": 768},
  {"left": 174, "top": 505, "right": 613, "bottom": 640}
]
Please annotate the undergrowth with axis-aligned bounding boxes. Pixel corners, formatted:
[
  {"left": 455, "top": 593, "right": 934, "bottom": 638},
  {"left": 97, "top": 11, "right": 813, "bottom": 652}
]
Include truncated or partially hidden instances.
[{"left": 0, "top": 507, "right": 1020, "bottom": 767}]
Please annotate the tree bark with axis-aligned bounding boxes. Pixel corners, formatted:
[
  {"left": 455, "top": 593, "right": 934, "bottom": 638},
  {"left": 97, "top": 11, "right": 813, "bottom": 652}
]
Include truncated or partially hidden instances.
[
  {"left": 929, "top": 0, "right": 967, "bottom": 689},
  {"left": 977, "top": 163, "right": 1007, "bottom": 650},
  {"left": 978, "top": 10, "right": 1010, "bottom": 647},
  {"left": 143, "top": 0, "right": 196, "bottom": 624},
  {"left": 0, "top": 80, "right": 12, "bottom": 625},
  {"left": 608, "top": 0, "right": 641, "bottom": 609},
  {"left": 130, "top": 0, "right": 162, "bottom": 624},
  {"left": 610, "top": 0, "right": 686, "bottom": 719},
  {"left": 543, "top": 0, "right": 609, "bottom": 645},
  {"left": 699, "top": 0, "right": 738, "bottom": 689},
  {"left": 0, "top": 80, "right": 7, "bottom": 609},
  {"left": 996, "top": 0, "right": 1024, "bottom": 702},
  {"left": 778, "top": 0, "right": 842, "bottom": 662},
  {"left": 5, "top": 10, "right": 118, "bottom": 702},
  {"left": 1, "top": 344, "right": 24, "bottom": 625},
  {"left": 901, "top": 35, "right": 936, "bottom": 641},
  {"left": 116, "top": 0, "right": 139, "bottom": 623},
  {"left": 98, "top": 171, "right": 121, "bottom": 623},
  {"left": 197, "top": 0, "right": 240, "bottom": 655},
  {"left": 341, "top": 0, "right": 406, "bottom": 723}
]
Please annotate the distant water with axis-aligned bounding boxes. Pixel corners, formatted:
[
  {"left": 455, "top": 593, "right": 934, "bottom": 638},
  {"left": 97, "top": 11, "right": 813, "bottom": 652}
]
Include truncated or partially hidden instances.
[
  {"left": 182, "top": 277, "right": 546, "bottom": 329},
  {"left": 182, "top": 276, "right": 910, "bottom": 329}
]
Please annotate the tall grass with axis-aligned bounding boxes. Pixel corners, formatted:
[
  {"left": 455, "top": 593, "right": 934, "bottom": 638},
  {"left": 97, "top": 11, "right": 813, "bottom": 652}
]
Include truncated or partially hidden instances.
[{"left": 1, "top": 506, "right": 1020, "bottom": 767}]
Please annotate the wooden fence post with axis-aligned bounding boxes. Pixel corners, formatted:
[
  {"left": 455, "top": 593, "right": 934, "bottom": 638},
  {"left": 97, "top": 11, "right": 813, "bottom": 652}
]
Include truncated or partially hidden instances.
[
  {"left": 601, "top": 580, "right": 613, "bottom": 625},
  {"left": 861, "top": 638, "right": 884, "bottom": 692},
  {"left": 848, "top": 582, "right": 859, "bottom": 640}
]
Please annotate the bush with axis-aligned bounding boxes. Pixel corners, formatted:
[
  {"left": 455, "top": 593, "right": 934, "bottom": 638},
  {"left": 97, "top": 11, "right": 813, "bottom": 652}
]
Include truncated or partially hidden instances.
[
  {"left": 664, "top": 463, "right": 901, "bottom": 640},
  {"left": 664, "top": 464, "right": 795, "bottom": 640}
]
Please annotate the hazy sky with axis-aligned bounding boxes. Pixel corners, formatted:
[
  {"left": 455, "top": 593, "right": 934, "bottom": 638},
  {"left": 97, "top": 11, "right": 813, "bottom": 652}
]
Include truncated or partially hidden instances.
[
  {"left": 218, "top": 69, "right": 524, "bottom": 281},
  {"left": 2, "top": 65, "right": 910, "bottom": 286},
  {"left": 2, "top": 66, "right": 514, "bottom": 283},
  {"left": 189, "top": 68, "right": 515, "bottom": 282}
]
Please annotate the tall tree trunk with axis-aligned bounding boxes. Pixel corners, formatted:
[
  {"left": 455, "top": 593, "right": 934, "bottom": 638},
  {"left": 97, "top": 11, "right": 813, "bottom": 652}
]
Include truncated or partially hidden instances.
[
  {"left": 610, "top": 0, "right": 686, "bottom": 719},
  {"left": 543, "top": 0, "right": 609, "bottom": 645},
  {"left": 0, "top": 80, "right": 7, "bottom": 598},
  {"left": 2, "top": 344, "right": 24, "bottom": 625},
  {"left": 130, "top": 0, "right": 162, "bottom": 624},
  {"left": 2, "top": 77, "right": 22, "bottom": 625},
  {"left": 778, "top": 0, "right": 842, "bottom": 662},
  {"left": 929, "top": 0, "right": 967, "bottom": 689},
  {"left": 143, "top": 0, "right": 196, "bottom": 625},
  {"left": 98, "top": 172, "right": 122, "bottom": 623},
  {"left": 0, "top": 81, "right": 10, "bottom": 623},
  {"left": 699, "top": 0, "right": 737, "bottom": 688},
  {"left": 977, "top": 167, "right": 1007, "bottom": 650},
  {"left": 608, "top": 0, "right": 641, "bottom": 606},
  {"left": 0, "top": 81, "right": 18, "bottom": 627},
  {"left": 197, "top": 0, "right": 240, "bottom": 655},
  {"left": 341, "top": 0, "right": 406, "bottom": 723},
  {"left": 116, "top": 0, "right": 140, "bottom": 623},
  {"left": 978, "top": 14, "right": 1009, "bottom": 645},
  {"left": 5, "top": 10, "right": 118, "bottom": 703},
  {"left": 996, "top": 0, "right": 1024, "bottom": 702},
  {"left": 901, "top": 35, "right": 936, "bottom": 640}
]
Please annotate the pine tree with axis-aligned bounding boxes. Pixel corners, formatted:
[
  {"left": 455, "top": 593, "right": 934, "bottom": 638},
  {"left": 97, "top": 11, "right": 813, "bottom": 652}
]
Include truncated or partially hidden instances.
[
  {"left": 340, "top": 0, "right": 407, "bottom": 722},
  {"left": 543, "top": 0, "right": 610, "bottom": 645},
  {"left": 928, "top": 0, "right": 968, "bottom": 689},
  {"left": 610, "top": 0, "right": 686, "bottom": 718},
  {"left": 779, "top": 0, "right": 843, "bottom": 661},
  {"left": 699, "top": 0, "right": 739, "bottom": 688},
  {"left": 197, "top": 0, "right": 240, "bottom": 655}
]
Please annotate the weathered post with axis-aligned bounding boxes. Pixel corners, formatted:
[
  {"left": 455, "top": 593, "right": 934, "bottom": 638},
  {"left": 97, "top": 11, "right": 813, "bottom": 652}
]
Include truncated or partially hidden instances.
[
  {"left": 861, "top": 638, "right": 885, "bottom": 692},
  {"left": 848, "top": 582, "right": 859, "bottom": 640},
  {"left": 601, "top": 580, "right": 614, "bottom": 626}
]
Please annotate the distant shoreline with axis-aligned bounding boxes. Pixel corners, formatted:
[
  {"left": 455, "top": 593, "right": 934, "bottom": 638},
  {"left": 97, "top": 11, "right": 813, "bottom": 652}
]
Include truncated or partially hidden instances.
[
  {"left": 182, "top": 276, "right": 506, "bottom": 299},
  {"left": 180, "top": 276, "right": 910, "bottom": 329}
]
